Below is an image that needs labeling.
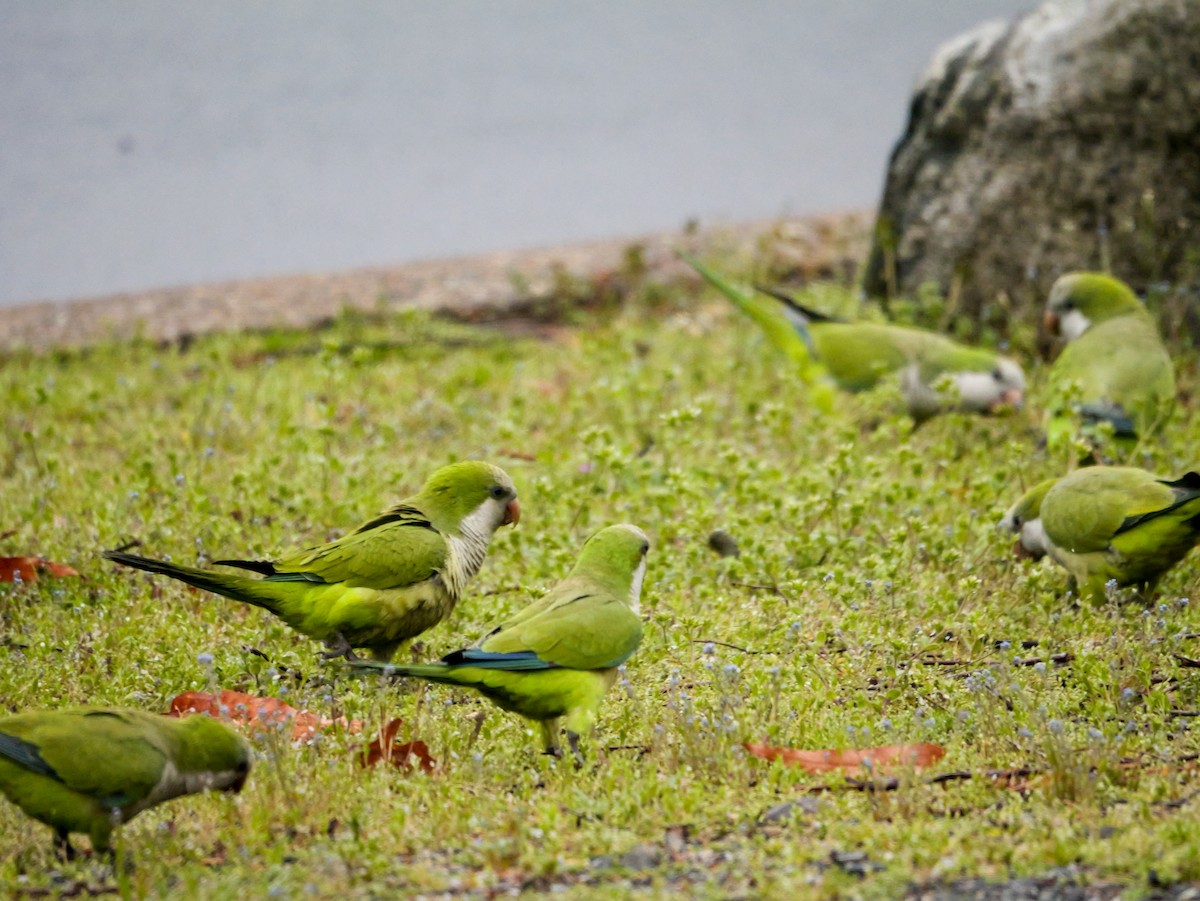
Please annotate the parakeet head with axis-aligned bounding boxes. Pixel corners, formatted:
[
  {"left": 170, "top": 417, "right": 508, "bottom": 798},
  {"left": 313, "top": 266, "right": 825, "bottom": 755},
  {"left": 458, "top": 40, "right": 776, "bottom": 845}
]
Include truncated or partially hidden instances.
[
  {"left": 172, "top": 714, "right": 253, "bottom": 793},
  {"left": 418, "top": 461, "right": 520, "bottom": 536},
  {"left": 1044, "top": 272, "right": 1143, "bottom": 341},
  {"left": 999, "top": 478, "right": 1057, "bottom": 560},
  {"left": 573, "top": 524, "right": 651, "bottom": 608},
  {"left": 903, "top": 354, "right": 1026, "bottom": 421}
]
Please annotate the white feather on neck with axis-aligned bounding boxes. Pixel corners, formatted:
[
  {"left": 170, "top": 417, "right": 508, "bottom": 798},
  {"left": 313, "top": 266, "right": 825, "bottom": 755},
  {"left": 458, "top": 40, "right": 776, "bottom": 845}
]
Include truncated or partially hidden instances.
[
  {"left": 627, "top": 556, "right": 647, "bottom": 614},
  {"left": 443, "top": 498, "right": 505, "bottom": 597}
]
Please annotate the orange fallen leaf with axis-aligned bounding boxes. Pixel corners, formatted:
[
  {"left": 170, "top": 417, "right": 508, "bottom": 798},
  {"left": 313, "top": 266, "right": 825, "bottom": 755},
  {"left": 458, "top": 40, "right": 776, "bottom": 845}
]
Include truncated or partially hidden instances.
[
  {"left": 744, "top": 741, "right": 945, "bottom": 773},
  {"left": 169, "top": 689, "right": 361, "bottom": 742},
  {"left": 358, "top": 718, "right": 437, "bottom": 773},
  {"left": 0, "top": 556, "right": 80, "bottom": 583}
]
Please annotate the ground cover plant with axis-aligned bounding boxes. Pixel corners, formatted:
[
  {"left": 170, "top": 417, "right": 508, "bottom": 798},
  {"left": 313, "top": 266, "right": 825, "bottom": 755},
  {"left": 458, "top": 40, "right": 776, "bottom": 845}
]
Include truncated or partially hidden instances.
[{"left": 1, "top": 251, "right": 1199, "bottom": 899}]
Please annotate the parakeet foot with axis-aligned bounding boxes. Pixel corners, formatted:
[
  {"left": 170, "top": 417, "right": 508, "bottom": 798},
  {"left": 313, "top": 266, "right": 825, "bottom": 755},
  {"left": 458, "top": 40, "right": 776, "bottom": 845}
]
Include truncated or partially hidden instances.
[
  {"left": 320, "top": 634, "right": 359, "bottom": 661},
  {"left": 567, "top": 731, "right": 584, "bottom": 769},
  {"left": 53, "top": 830, "right": 77, "bottom": 861}
]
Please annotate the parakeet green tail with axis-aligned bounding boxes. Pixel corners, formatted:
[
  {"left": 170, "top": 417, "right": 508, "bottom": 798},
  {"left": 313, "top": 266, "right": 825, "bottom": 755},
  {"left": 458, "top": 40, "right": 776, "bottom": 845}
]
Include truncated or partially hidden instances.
[
  {"left": 104, "top": 550, "right": 326, "bottom": 622},
  {"left": 679, "top": 251, "right": 835, "bottom": 410}
]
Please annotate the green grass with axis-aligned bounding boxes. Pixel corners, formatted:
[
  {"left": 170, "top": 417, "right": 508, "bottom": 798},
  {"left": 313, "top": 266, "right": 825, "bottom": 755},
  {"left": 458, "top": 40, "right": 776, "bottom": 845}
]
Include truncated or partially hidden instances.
[{"left": 1, "top": 265, "right": 1199, "bottom": 899}]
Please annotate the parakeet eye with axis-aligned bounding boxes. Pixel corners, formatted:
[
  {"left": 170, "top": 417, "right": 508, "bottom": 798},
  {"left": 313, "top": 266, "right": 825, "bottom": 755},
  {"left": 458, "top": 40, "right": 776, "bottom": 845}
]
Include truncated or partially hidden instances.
[
  {"left": 489, "top": 485, "right": 510, "bottom": 500},
  {"left": 991, "top": 368, "right": 1003, "bottom": 381},
  {"left": 640, "top": 541, "right": 649, "bottom": 555}
]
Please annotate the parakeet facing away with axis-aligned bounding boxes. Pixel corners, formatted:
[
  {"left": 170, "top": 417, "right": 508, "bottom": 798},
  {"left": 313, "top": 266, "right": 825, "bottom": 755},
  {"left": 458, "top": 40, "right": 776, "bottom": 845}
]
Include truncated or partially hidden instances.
[
  {"left": 105, "top": 461, "right": 520, "bottom": 661},
  {"left": 0, "top": 708, "right": 250, "bottom": 858},
  {"left": 1009, "top": 466, "right": 1200, "bottom": 602},
  {"left": 999, "top": 478, "right": 1057, "bottom": 560},
  {"left": 681, "top": 254, "right": 1025, "bottom": 422},
  {"left": 1042, "top": 272, "right": 1175, "bottom": 457},
  {"left": 346, "top": 523, "right": 649, "bottom": 764}
]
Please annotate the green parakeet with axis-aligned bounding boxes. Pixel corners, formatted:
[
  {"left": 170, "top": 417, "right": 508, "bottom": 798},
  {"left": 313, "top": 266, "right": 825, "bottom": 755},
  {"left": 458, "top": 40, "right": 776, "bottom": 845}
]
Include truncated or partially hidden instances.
[
  {"left": 999, "top": 478, "right": 1057, "bottom": 560},
  {"left": 1006, "top": 466, "right": 1200, "bottom": 602},
  {"left": 0, "top": 707, "right": 250, "bottom": 858},
  {"left": 1042, "top": 272, "right": 1175, "bottom": 457},
  {"left": 346, "top": 523, "right": 649, "bottom": 763},
  {"left": 104, "top": 461, "right": 520, "bottom": 661},
  {"left": 681, "top": 254, "right": 1025, "bottom": 422}
]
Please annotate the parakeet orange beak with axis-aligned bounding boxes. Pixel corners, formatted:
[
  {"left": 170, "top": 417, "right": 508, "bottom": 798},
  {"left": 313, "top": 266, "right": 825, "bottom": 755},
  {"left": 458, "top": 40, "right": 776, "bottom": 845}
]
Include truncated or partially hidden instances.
[
  {"left": 1043, "top": 310, "right": 1060, "bottom": 335},
  {"left": 1012, "top": 539, "right": 1042, "bottom": 561},
  {"left": 503, "top": 498, "right": 521, "bottom": 526},
  {"left": 991, "top": 388, "right": 1024, "bottom": 412}
]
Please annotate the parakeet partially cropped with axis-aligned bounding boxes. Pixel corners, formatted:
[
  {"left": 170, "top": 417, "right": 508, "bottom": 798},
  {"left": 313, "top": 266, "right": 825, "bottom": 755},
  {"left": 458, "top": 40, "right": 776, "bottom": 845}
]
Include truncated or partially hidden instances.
[
  {"left": 681, "top": 254, "right": 1025, "bottom": 422},
  {"left": 0, "top": 708, "right": 249, "bottom": 858},
  {"left": 105, "top": 461, "right": 520, "bottom": 661},
  {"left": 1004, "top": 466, "right": 1200, "bottom": 602},
  {"left": 1042, "top": 272, "right": 1175, "bottom": 458},
  {"left": 346, "top": 524, "right": 649, "bottom": 764},
  {"left": 999, "top": 478, "right": 1057, "bottom": 560}
]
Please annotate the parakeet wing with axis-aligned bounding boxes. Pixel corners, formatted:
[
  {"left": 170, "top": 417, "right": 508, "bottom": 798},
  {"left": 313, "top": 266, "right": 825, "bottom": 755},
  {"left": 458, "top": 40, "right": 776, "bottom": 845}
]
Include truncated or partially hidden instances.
[
  {"left": 270, "top": 506, "right": 448, "bottom": 588},
  {"left": 1043, "top": 473, "right": 1176, "bottom": 553},
  {"left": 0, "top": 710, "right": 165, "bottom": 807},
  {"left": 1117, "top": 474, "right": 1200, "bottom": 535},
  {"left": 478, "top": 591, "right": 643, "bottom": 670}
]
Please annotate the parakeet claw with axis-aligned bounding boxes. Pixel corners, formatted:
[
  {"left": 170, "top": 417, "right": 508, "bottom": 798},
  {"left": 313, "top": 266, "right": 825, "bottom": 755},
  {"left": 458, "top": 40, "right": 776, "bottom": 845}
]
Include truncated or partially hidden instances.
[
  {"left": 567, "top": 731, "right": 584, "bottom": 769},
  {"left": 54, "top": 830, "right": 78, "bottom": 861},
  {"left": 320, "top": 634, "right": 358, "bottom": 661}
]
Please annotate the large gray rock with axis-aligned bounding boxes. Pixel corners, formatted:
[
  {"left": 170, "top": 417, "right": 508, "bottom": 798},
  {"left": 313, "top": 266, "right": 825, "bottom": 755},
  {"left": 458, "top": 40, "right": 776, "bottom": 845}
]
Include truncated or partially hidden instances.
[{"left": 863, "top": 0, "right": 1200, "bottom": 323}]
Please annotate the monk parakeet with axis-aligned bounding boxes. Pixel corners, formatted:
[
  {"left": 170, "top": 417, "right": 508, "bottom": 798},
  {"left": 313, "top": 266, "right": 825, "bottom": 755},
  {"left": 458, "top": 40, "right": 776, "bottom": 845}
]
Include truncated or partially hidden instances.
[
  {"left": 1042, "top": 272, "right": 1175, "bottom": 457},
  {"left": 105, "top": 461, "right": 520, "bottom": 661},
  {"left": 681, "top": 254, "right": 1025, "bottom": 422},
  {"left": 0, "top": 707, "right": 250, "bottom": 858},
  {"left": 346, "top": 523, "right": 649, "bottom": 764},
  {"left": 999, "top": 478, "right": 1057, "bottom": 560},
  {"left": 1005, "top": 466, "right": 1200, "bottom": 602}
]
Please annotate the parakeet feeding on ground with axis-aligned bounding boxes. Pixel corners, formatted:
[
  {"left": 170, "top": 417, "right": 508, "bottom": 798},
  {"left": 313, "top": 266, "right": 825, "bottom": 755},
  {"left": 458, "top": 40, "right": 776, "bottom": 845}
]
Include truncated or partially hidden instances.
[
  {"left": 104, "top": 460, "right": 520, "bottom": 661},
  {"left": 999, "top": 478, "right": 1057, "bottom": 560},
  {"left": 345, "top": 523, "right": 649, "bottom": 764},
  {"left": 1042, "top": 272, "right": 1175, "bottom": 458},
  {"left": 681, "top": 254, "right": 1025, "bottom": 422},
  {"left": 0, "top": 707, "right": 250, "bottom": 858},
  {"left": 1001, "top": 466, "right": 1200, "bottom": 602}
]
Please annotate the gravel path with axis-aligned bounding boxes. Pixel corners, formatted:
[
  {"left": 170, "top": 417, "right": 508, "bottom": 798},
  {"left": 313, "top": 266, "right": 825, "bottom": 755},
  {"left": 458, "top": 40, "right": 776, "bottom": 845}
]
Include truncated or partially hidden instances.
[{"left": 0, "top": 213, "right": 870, "bottom": 352}]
